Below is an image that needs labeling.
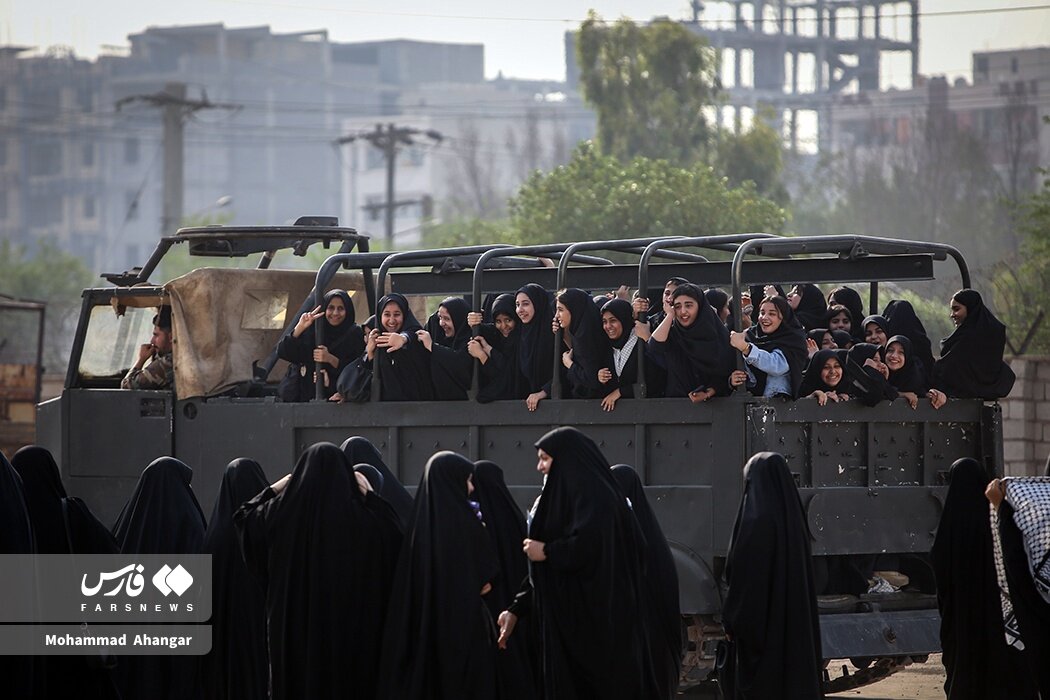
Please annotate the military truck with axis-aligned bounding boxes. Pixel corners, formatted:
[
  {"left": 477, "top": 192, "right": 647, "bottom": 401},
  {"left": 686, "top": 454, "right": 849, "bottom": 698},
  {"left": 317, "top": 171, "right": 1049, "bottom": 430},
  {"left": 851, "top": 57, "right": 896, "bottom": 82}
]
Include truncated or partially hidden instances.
[{"left": 37, "top": 218, "right": 999, "bottom": 692}]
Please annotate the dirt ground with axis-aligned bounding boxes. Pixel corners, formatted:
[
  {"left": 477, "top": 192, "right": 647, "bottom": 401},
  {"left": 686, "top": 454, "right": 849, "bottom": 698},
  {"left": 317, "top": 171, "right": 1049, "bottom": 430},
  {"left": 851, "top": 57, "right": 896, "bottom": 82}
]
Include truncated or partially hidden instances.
[{"left": 827, "top": 654, "right": 946, "bottom": 700}]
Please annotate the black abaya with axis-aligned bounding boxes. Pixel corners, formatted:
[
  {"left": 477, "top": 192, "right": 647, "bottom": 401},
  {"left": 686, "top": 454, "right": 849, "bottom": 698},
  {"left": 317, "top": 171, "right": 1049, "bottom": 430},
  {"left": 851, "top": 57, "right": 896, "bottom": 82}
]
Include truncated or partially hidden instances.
[
  {"left": 472, "top": 460, "right": 538, "bottom": 700},
  {"left": 11, "top": 446, "right": 120, "bottom": 700},
  {"left": 529, "top": 427, "right": 658, "bottom": 699},
  {"left": 426, "top": 296, "right": 474, "bottom": 400},
  {"left": 611, "top": 465, "right": 683, "bottom": 700},
  {"left": 1, "top": 450, "right": 37, "bottom": 700},
  {"left": 722, "top": 452, "right": 823, "bottom": 700},
  {"left": 647, "top": 283, "right": 735, "bottom": 398},
  {"left": 517, "top": 283, "right": 556, "bottom": 395},
  {"left": 276, "top": 289, "right": 364, "bottom": 401},
  {"left": 886, "top": 335, "right": 929, "bottom": 395},
  {"left": 377, "top": 451, "right": 499, "bottom": 700},
  {"left": 933, "top": 289, "right": 1017, "bottom": 399},
  {"left": 341, "top": 435, "right": 414, "bottom": 529},
  {"left": 931, "top": 458, "right": 1035, "bottom": 699},
  {"left": 559, "top": 288, "right": 616, "bottom": 399},
  {"left": 112, "top": 457, "right": 207, "bottom": 700},
  {"left": 883, "top": 299, "right": 935, "bottom": 384},
  {"left": 234, "top": 443, "right": 396, "bottom": 700},
  {"left": 201, "top": 459, "right": 269, "bottom": 700},
  {"left": 476, "top": 293, "right": 526, "bottom": 402}
]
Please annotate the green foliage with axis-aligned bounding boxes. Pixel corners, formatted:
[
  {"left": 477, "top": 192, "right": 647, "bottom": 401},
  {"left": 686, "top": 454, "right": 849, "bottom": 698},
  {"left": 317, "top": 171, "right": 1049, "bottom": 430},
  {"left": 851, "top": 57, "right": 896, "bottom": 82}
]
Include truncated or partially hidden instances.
[
  {"left": 716, "top": 114, "right": 787, "bottom": 203},
  {"left": 421, "top": 218, "right": 519, "bottom": 249},
  {"left": 508, "top": 142, "right": 785, "bottom": 244},
  {"left": 576, "top": 14, "right": 719, "bottom": 166},
  {"left": 0, "top": 240, "right": 94, "bottom": 371}
]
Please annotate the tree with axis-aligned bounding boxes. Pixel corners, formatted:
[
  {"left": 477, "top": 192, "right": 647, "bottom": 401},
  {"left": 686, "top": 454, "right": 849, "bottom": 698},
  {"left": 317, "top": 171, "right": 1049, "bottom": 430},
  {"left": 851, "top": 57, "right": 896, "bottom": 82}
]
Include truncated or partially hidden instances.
[
  {"left": 508, "top": 142, "right": 785, "bottom": 244},
  {"left": 0, "top": 240, "right": 94, "bottom": 372},
  {"left": 576, "top": 14, "right": 719, "bottom": 166},
  {"left": 716, "top": 112, "right": 788, "bottom": 203}
]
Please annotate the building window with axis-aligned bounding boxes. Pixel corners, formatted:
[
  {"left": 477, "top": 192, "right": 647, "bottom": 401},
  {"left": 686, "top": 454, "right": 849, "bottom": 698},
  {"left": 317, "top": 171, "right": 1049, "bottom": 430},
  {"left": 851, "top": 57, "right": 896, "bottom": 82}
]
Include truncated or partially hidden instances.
[
  {"left": 77, "top": 87, "right": 93, "bottom": 112},
  {"left": 975, "top": 56, "right": 989, "bottom": 80},
  {"left": 28, "top": 142, "right": 62, "bottom": 176},
  {"left": 124, "top": 138, "right": 139, "bottom": 165},
  {"left": 83, "top": 196, "right": 97, "bottom": 219},
  {"left": 82, "top": 143, "right": 95, "bottom": 168},
  {"left": 1010, "top": 57, "right": 1019, "bottom": 74},
  {"left": 27, "top": 193, "right": 63, "bottom": 227}
]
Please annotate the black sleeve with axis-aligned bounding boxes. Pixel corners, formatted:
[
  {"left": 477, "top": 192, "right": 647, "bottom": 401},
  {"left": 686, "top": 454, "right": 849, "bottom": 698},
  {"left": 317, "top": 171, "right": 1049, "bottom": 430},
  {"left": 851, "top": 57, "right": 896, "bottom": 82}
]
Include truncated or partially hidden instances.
[
  {"left": 233, "top": 486, "right": 278, "bottom": 585},
  {"left": 276, "top": 332, "right": 309, "bottom": 363},
  {"left": 506, "top": 576, "right": 533, "bottom": 618}
]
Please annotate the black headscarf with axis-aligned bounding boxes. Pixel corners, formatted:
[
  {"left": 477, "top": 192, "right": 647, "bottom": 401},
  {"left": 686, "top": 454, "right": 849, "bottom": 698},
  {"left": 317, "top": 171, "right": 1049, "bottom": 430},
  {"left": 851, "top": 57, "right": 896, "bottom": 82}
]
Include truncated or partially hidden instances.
[
  {"left": 931, "top": 458, "right": 1036, "bottom": 699},
  {"left": 600, "top": 298, "right": 634, "bottom": 350},
  {"left": 705, "top": 288, "right": 730, "bottom": 323},
  {"left": 11, "top": 445, "right": 69, "bottom": 554},
  {"left": 201, "top": 459, "right": 269, "bottom": 700},
  {"left": 113, "top": 457, "right": 206, "bottom": 554},
  {"left": 611, "top": 465, "right": 682, "bottom": 700},
  {"left": 886, "top": 335, "right": 928, "bottom": 395},
  {"left": 999, "top": 497, "right": 1050, "bottom": 697},
  {"left": 112, "top": 457, "right": 206, "bottom": 700},
  {"left": 475, "top": 293, "right": 525, "bottom": 403},
  {"left": 652, "top": 283, "right": 735, "bottom": 398},
  {"left": 883, "top": 299, "right": 935, "bottom": 384},
  {"left": 830, "top": 329, "right": 853, "bottom": 349},
  {"left": 378, "top": 451, "right": 499, "bottom": 699},
  {"left": 427, "top": 296, "right": 474, "bottom": 400},
  {"left": 0, "top": 450, "right": 36, "bottom": 699},
  {"left": 473, "top": 460, "right": 538, "bottom": 700},
  {"left": 842, "top": 343, "right": 899, "bottom": 406},
  {"left": 807, "top": 328, "right": 830, "bottom": 349},
  {"left": 827, "top": 286, "right": 866, "bottom": 342},
  {"left": 746, "top": 295, "right": 809, "bottom": 398},
  {"left": 354, "top": 464, "right": 384, "bottom": 493},
  {"left": 234, "top": 443, "right": 397, "bottom": 700},
  {"left": 861, "top": 314, "right": 890, "bottom": 345},
  {"left": 373, "top": 293, "right": 434, "bottom": 401},
  {"left": 798, "top": 348, "right": 847, "bottom": 397},
  {"left": 529, "top": 427, "right": 658, "bottom": 698},
  {"left": 340, "top": 436, "right": 414, "bottom": 529},
  {"left": 790, "top": 283, "right": 827, "bottom": 331},
  {"left": 517, "top": 283, "right": 556, "bottom": 394},
  {"left": 933, "top": 289, "right": 1016, "bottom": 399},
  {"left": 722, "top": 452, "right": 823, "bottom": 700},
  {"left": 559, "top": 288, "right": 616, "bottom": 399}
]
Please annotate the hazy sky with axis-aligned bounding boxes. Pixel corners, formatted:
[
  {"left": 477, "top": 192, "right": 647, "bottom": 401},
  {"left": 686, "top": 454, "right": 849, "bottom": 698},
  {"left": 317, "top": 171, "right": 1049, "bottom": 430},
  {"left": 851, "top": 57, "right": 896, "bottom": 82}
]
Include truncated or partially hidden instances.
[{"left": 2, "top": 0, "right": 1048, "bottom": 83}]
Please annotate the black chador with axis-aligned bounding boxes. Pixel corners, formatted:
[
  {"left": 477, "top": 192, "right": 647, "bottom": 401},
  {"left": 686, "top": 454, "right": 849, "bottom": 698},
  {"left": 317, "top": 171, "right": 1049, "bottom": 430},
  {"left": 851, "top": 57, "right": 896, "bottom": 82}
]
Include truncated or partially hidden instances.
[
  {"left": 526, "top": 427, "right": 658, "bottom": 699},
  {"left": 476, "top": 293, "right": 526, "bottom": 402},
  {"left": 425, "top": 296, "right": 474, "bottom": 400},
  {"left": 1, "top": 450, "right": 39, "bottom": 700},
  {"left": 722, "top": 452, "right": 823, "bottom": 700},
  {"left": 12, "top": 446, "right": 120, "bottom": 700},
  {"left": 341, "top": 436, "right": 414, "bottom": 529},
  {"left": 648, "top": 283, "right": 734, "bottom": 398},
  {"left": 933, "top": 289, "right": 1016, "bottom": 399},
  {"left": 611, "top": 464, "right": 683, "bottom": 700},
  {"left": 516, "top": 283, "right": 556, "bottom": 395},
  {"left": 378, "top": 451, "right": 499, "bottom": 700},
  {"left": 276, "top": 289, "right": 364, "bottom": 401},
  {"left": 931, "top": 459, "right": 1036, "bottom": 699},
  {"left": 827, "top": 286, "right": 866, "bottom": 342},
  {"left": 235, "top": 443, "right": 396, "bottom": 700},
  {"left": 473, "top": 460, "right": 538, "bottom": 700},
  {"left": 112, "top": 457, "right": 207, "bottom": 700},
  {"left": 558, "top": 288, "right": 617, "bottom": 399},
  {"left": 201, "top": 459, "right": 269, "bottom": 700},
  {"left": 883, "top": 299, "right": 935, "bottom": 384}
]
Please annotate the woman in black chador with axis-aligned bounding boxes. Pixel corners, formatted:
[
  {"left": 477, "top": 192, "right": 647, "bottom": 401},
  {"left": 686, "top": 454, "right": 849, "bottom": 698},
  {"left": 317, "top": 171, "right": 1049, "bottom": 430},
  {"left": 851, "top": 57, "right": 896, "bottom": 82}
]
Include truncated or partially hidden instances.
[
  {"left": 722, "top": 452, "right": 823, "bottom": 700},
  {"left": 931, "top": 459, "right": 1036, "bottom": 699},
  {"left": 235, "top": 443, "right": 397, "bottom": 700},
  {"left": 648, "top": 282, "right": 735, "bottom": 401},
  {"left": 611, "top": 464, "right": 683, "bottom": 700},
  {"left": 2, "top": 449, "right": 40, "bottom": 699},
  {"left": 472, "top": 460, "right": 538, "bottom": 700},
  {"left": 420, "top": 296, "right": 474, "bottom": 400},
  {"left": 378, "top": 451, "right": 499, "bottom": 700},
  {"left": 469, "top": 293, "right": 526, "bottom": 402},
  {"left": 112, "top": 457, "right": 208, "bottom": 700},
  {"left": 516, "top": 283, "right": 557, "bottom": 411},
  {"left": 555, "top": 288, "right": 617, "bottom": 400},
  {"left": 11, "top": 446, "right": 120, "bottom": 700},
  {"left": 827, "top": 286, "right": 866, "bottom": 342},
  {"left": 341, "top": 435, "right": 414, "bottom": 529},
  {"left": 201, "top": 458, "right": 269, "bottom": 700},
  {"left": 502, "top": 426, "right": 658, "bottom": 699},
  {"left": 338, "top": 292, "right": 434, "bottom": 402},
  {"left": 933, "top": 289, "right": 1016, "bottom": 399},
  {"left": 787, "top": 283, "right": 827, "bottom": 331},
  {"left": 883, "top": 299, "right": 935, "bottom": 384},
  {"left": 277, "top": 289, "right": 364, "bottom": 401}
]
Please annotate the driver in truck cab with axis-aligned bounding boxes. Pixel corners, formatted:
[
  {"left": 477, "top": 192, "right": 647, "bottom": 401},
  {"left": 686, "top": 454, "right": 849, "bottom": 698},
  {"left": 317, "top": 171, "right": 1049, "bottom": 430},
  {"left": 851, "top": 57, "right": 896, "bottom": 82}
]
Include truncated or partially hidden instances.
[{"left": 121, "top": 306, "right": 175, "bottom": 391}]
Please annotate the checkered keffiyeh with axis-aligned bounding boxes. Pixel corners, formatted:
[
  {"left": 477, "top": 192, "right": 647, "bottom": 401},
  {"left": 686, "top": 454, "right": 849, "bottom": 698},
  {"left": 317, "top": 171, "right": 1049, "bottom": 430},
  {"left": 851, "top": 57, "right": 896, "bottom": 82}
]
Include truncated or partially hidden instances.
[
  {"left": 1004, "top": 477, "right": 1050, "bottom": 605},
  {"left": 990, "top": 504, "right": 1025, "bottom": 650}
]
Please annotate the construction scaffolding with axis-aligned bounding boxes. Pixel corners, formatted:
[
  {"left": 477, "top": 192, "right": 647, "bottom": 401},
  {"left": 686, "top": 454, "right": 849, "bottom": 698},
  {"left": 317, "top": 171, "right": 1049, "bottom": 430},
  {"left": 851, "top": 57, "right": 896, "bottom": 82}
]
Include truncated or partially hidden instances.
[{"left": 688, "top": 0, "right": 919, "bottom": 151}]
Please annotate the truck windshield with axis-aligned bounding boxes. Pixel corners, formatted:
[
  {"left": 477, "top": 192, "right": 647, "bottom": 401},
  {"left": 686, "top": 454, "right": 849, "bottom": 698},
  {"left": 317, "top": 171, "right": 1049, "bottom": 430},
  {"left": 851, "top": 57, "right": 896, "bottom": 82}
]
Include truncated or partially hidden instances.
[{"left": 79, "top": 305, "right": 157, "bottom": 379}]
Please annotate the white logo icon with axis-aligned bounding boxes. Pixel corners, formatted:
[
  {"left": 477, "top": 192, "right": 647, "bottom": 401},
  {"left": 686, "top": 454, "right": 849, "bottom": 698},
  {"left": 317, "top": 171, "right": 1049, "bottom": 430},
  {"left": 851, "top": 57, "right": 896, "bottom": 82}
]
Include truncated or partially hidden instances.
[
  {"left": 81, "top": 564, "right": 146, "bottom": 597},
  {"left": 152, "top": 564, "right": 194, "bottom": 597}
]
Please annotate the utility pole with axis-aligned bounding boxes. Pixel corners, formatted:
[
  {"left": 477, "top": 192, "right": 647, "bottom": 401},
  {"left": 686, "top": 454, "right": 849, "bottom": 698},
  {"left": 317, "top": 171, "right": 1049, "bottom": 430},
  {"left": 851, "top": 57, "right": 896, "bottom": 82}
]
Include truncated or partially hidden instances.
[
  {"left": 336, "top": 123, "right": 443, "bottom": 247},
  {"left": 116, "top": 83, "right": 240, "bottom": 235}
]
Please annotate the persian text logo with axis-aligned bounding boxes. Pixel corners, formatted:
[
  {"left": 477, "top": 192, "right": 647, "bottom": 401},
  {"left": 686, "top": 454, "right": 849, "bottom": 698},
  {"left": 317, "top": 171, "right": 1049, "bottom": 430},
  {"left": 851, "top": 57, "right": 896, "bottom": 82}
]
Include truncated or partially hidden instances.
[
  {"left": 81, "top": 564, "right": 146, "bottom": 597},
  {"left": 152, "top": 565, "right": 194, "bottom": 597}
]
